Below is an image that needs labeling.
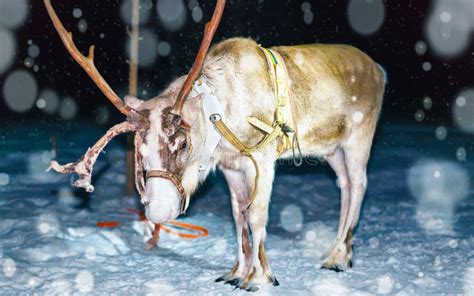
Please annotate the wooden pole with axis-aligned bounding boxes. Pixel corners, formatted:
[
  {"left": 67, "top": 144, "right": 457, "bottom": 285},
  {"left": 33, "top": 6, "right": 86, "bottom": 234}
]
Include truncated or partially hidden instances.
[{"left": 126, "top": 0, "right": 140, "bottom": 196}]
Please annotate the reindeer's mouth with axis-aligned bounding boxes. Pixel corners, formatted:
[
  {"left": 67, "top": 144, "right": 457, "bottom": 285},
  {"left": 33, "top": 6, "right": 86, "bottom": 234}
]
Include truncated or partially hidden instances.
[{"left": 144, "top": 177, "right": 182, "bottom": 224}]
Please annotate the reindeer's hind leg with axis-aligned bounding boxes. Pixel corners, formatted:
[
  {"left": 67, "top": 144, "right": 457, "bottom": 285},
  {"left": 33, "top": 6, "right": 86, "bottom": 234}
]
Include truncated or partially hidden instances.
[
  {"left": 323, "top": 119, "right": 376, "bottom": 271},
  {"left": 216, "top": 168, "right": 252, "bottom": 285},
  {"left": 325, "top": 148, "right": 351, "bottom": 239}
]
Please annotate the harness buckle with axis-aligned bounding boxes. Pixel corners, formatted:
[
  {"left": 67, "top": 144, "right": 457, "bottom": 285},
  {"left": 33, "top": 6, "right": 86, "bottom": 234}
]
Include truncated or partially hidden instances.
[{"left": 280, "top": 123, "right": 294, "bottom": 134}]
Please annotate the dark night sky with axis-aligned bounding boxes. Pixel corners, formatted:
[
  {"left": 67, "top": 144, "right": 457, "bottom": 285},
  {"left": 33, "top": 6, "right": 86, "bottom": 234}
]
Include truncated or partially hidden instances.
[{"left": 0, "top": 0, "right": 472, "bottom": 126}]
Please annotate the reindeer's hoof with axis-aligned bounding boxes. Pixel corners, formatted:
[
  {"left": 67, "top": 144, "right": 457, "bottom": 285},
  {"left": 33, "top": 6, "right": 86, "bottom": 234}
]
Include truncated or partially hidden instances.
[
  {"left": 238, "top": 281, "right": 261, "bottom": 292},
  {"left": 245, "top": 285, "right": 260, "bottom": 292},
  {"left": 215, "top": 274, "right": 241, "bottom": 286},
  {"left": 272, "top": 277, "right": 280, "bottom": 286},
  {"left": 227, "top": 278, "right": 241, "bottom": 286},
  {"left": 321, "top": 259, "right": 352, "bottom": 272},
  {"left": 322, "top": 242, "right": 353, "bottom": 272},
  {"left": 237, "top": 272, "right": 278, "bottom": 292}
]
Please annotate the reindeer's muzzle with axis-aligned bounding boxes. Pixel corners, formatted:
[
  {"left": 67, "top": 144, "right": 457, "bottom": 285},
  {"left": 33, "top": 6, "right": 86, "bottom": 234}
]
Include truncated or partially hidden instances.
[{"left": 145, "top": 170, "right": 188, "bottom": 215}]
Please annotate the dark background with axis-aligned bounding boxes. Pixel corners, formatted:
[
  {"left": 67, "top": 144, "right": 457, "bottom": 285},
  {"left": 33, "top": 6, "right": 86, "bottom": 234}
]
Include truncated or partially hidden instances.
[{"left": 0, "top": 0, "right": 472, "bottom": 126}]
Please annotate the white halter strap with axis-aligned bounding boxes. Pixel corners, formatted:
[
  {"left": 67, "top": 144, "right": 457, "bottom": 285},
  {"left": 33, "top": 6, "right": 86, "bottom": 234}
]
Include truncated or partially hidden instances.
[{"left": 192, "top": 78, "right": 225, "bottom": 178}]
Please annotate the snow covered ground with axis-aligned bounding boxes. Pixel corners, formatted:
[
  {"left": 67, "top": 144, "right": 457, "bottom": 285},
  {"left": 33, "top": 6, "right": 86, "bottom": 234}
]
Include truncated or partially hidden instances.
[{"left": 0, "top": 121, "right": 473, "bottom": 295}]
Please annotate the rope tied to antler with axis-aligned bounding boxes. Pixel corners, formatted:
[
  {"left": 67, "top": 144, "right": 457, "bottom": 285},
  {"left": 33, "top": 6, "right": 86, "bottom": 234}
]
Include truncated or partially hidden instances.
[{"left": 134, "top": 131, "right": 146, "bottom": 202}]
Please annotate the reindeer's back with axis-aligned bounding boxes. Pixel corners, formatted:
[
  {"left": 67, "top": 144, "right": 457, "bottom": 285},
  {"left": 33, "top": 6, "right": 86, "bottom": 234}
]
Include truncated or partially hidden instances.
[
  {"left": 204, "top": 38, "right": 385, "bottom": 152},
  {"left": 273, "top": 44, "right": 384, "bottom": 119}
]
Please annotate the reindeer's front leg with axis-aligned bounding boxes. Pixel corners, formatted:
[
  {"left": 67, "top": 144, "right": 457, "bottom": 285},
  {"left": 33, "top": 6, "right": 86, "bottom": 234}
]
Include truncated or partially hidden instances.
[
  {"left": 237, "top": 157, "right": 279, "bottom": 291},
  {"left": 216, "top": 168, "right": 252, "bottom": 285}
]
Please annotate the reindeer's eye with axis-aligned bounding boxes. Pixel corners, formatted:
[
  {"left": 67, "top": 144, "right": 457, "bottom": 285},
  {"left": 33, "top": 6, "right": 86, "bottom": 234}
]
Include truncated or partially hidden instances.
[{"left": 180, "top": 141, "right": 188, "bottom": 150}]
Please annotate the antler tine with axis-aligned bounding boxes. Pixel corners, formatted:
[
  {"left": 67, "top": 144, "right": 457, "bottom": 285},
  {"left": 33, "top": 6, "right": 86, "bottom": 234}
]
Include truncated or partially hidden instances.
[
  {"left": 48, "top": 121, "right": 136, "bottom": 192},
  {"left": 171, "top": 0, "right": 226, "bottom": 116},
  {"left": 44, "top": 0, "right": 131, "bottom": 116}
]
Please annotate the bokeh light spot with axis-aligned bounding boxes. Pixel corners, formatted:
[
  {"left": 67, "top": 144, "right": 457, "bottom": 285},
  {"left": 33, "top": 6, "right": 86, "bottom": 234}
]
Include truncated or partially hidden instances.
[
  {"left": 59, "top": 97, "right": 78, "bottom": 120},
  {"left": 3, "top": 258, "right": 16, "bottom": 278},
  {"left": 37, "top": 89, "right": 60, "bottom": 114},
  {"left": 3, "top": 70, "right": 38, "bottom": 113},
  {"left": 408, "top": 159, "right": 469, "bottom": 233},
  {"left": 78, "top": 19, "right": 88, "bottom": 33},
  {"left": 369, "top": 236, "right": 380, "bottom": 249},
  {"left": 280, "top": 204, "right": 303, "bottom": 232},
  {"left": 425, "top": 0, "right": 472, "bottom": 58},
  {"left": 36, "top": 98, "right": 45, "bottom": 109},
  {"left": 440, "top": 11, "right": 452, "bottom": 23},
  {"left": 28, "top": 151, "right": 53, "bottom": 178},
  {"left": 414, "top": 109, "right": 425, "bottom": 122},
  {"left": 73, "top": 8, "right": 82, "bottom": 19},
  {"left": 456, "top": 95, "right": 466, "bottom": 107},
  {"left": 157, "top": 0, "right": 187, "bottom": 31},
  {"left": 120, "top": 0, "right": 151, "bottom": 25},
  {"left": 435, "top": 126, "right": 447, "bottom": 140},
  {"left": 303, "top": 11, "right": 314, "bottom": 25},
  {"left": 305, "top": 230, "right": 316, "bottom": 241},
  {"left": 191, "top": 6, "right": 203, "bottom": 23},
  {"left": 27, "top": 276, "right": 42, "bottom": 289},
  {"left": 448, "top": 239, "right": 458, "bottom": 248},
  {"left": 0, "top": 0, "right": 29, "bottom": 29},
  {"left": 422, "top": 61, "right": 432, "bottom": 71},
  {"left": 158, "top": 41, "right": 171, "bottom": 57},
  {"left": 85, "top": 246, "right": 97, "bottom": 261},
  {"left": 301, "top": 2, "right": 311, "bottom": 12},
  {"left": 28, "top": 44, "right": 40, "bottom": 58},
  {"left": 352, "top": 111, "right": 364, "bottom": 123},
  {"left": 95, "top": 106, "right": 110, "bottom": 125},
  {"left": 415, "top": 40, "right": 427, "bottom": 55},
  {"left": 452, "top": 88, "right": 474, "bottom": 134},
  {"left": 376, "top": 275, "right": 394, "bottom": 294},
  {"left": 464, "top": 266, "right": 474, "bottom": 295},
  {"left": 347, "top": 0, "right": 385, "bottom": 35},
  {"left": 0, "top": 27, "right": 16, "bottom": 74},
  {"left": 24, "top": 57, "right": 34, "bottom": 68},
  {"left": 423, "top": 96, "right": 432, "bottom": 110},
  {"left": 127, "top": 28, "right": 159, "bottom": 67},
  {"left": 75, "top": 270, "right": 94, "bottom": 293},
  {"left": 456, "top": 147, "right": 466, "bottom": 162},
  {"left": 0, "top": 173, "right": 10, "bottom": 186}
]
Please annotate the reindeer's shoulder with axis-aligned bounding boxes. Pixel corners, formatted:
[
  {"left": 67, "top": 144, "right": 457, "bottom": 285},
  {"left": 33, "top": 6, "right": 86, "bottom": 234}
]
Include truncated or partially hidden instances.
[{"left": 208, "top": 37, "right": 260, "bottom": 59}]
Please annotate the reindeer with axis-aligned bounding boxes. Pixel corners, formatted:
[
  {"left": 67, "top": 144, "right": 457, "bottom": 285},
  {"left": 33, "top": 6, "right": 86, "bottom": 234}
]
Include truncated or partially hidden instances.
[{"left": 45, "top": 0, "right": 385, "bottom": 292}]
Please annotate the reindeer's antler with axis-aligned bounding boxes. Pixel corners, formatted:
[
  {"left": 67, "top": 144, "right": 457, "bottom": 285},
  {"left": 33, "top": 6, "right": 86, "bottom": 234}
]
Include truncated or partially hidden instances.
[
  {"left": 48, "top": 122, "right": 136, "bottom": 192},
  {"left": 44, "top": 0, "right": 131, "bottom": 116},
  {"left": 171, "top": 0, "right": 226, "bottom": 116}
]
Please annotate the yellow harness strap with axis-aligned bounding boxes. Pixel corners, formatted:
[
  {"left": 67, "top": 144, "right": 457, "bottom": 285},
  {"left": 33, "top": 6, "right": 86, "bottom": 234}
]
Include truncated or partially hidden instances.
[
  {"left": 248, "top": 47, "right": 297, "bottom": 155},
  {"left": 210, "top": 46, "right": 300, "bottom": 209},
  {"left": 210, "top": 114, "right": 260, "bottom": 209}
]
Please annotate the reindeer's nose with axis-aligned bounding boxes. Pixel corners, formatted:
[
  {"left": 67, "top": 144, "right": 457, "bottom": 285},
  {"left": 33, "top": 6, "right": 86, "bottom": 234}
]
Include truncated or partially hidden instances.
[
  {"left": 144, "top": 199, "right": 178, "bottom": 224},
  {"left": 144, "top": 178, "right": 181, "bottom": 223}
]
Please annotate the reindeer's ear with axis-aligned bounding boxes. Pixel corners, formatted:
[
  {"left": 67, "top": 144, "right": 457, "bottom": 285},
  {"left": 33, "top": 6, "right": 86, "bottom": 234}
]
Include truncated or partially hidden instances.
[
  {"left": 182, "top": 93, "right": 204, "bottom": 125},
  {"left": 125, "top": 95, "right": 144, "bottom": 110}
]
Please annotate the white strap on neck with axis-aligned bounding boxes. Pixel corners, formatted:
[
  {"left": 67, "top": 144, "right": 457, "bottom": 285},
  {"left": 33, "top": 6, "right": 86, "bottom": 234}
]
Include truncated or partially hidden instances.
[{"left": 192, "top": 78, "right": 225, "bottom": 178}]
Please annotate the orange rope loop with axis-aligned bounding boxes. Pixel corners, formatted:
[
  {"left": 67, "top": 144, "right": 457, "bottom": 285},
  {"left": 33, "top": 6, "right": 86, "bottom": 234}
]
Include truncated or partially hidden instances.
[{"left": 124, "top": 208, "right": 208, "bottom": 239}]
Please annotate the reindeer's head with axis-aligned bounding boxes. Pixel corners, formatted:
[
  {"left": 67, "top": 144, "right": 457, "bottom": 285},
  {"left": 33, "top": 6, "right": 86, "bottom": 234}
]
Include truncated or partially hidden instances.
[
  {"left": 45, "top": 0, "right": 225, "bottom": 224},
  {"left": 124, "top": 89, "right": 205, "bottom": 223}
]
